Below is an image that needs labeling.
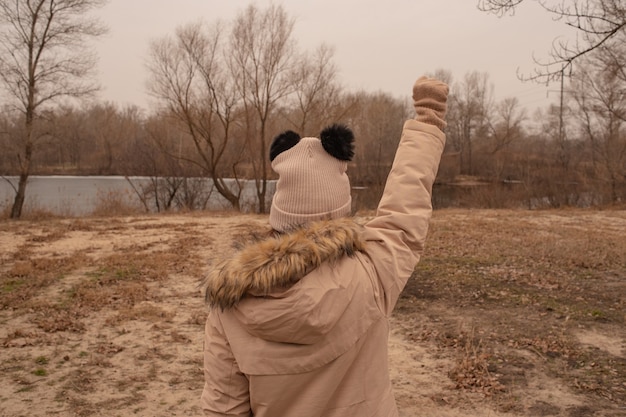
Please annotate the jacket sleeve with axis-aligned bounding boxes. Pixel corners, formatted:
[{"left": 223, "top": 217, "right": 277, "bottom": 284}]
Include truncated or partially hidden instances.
[
  {"left": 362, "top": 119, "right": 445, "bottom": 315},
  {"left": 201, "top": 311, "right": 251, "bottom": 417}
]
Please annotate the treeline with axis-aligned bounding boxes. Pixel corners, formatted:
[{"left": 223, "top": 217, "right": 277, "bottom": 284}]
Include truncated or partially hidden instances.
[
  {"left": 2, "top": 66, "right": 624, "bottom": 212},
  {"left": 0, "top": 91, "right": 408, "bottom": 211},
  {"left": 1, "top": 3, "right": 625, "bottom": 215}
]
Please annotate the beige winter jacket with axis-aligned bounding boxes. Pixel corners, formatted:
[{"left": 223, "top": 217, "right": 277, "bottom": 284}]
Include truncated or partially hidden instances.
[{"left": 201, "top": 119, "right": 445, "bottom": 417}]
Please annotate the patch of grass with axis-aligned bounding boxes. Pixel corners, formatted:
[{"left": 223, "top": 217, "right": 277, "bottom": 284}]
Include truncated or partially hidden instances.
[
  {"left": 448, "top": 329, "right": 506, "bottom": 396},
  {"left": 35, "top": 356, "right": 49, "bottom": 365},
  {"left": 33, "top": 368, "right": 47, "bottom": 376},
  {"left": 56, "top": 285, "right": 78, "bottom": 309},
  {"left": 87, "top": 265, "right": 144, "bottom": 282},
  {"left": 568, "top": 349, "right": 626, "bottom": 400},
  {"left": 94, "top": 342, "right": 124, "bottom": 357},
  {"left": 105, "top": 303, "right": 175, "bottom": 326},
  {"left": 27, "top": 227, "right": 68, "bottom": 243},
  {"left": 64, "top": 396, "right": 99, "bottom": 417},
  {"left": 91, "top": 189, "right": 142, "bottom": 217},
  {"left": 589, "top": 309, "right": 605, "bottom": 318},
  {"left": 19, "top": 207, "right": 65, "bottom": 221},
  {"left": 34, "top": 306, "right": 87, "bottom": 333},
  {"left": 62, "top": 369, "right": 96, "bottom": 395},
  {"left": 114, "top": 266, "right": 139, "bottom": 280},
  {"left": 1, "top": 278, "right": 25, "bottom": 293},
  {"left": 1, "top": 251, "right": 90, "bottom": 309}
]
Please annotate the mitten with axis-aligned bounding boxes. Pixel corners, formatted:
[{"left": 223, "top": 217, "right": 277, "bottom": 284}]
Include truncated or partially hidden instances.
[{"left": 412, "top": 76, "right": 449, "bottom": 131}]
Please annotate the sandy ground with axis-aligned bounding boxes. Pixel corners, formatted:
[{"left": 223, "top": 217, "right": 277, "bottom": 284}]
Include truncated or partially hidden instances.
[{"left": 0, "top": 209, "right": 624, "bottom": 416}]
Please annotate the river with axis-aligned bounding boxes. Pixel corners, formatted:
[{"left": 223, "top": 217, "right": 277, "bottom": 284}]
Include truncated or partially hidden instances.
[{"left": 0, "top": 176, "right": 274, "bottom": 216}]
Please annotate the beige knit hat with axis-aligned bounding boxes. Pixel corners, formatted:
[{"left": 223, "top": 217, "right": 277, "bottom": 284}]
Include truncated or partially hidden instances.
[{"left": 269, "top": 124, "right": 355, "bottom": 232}]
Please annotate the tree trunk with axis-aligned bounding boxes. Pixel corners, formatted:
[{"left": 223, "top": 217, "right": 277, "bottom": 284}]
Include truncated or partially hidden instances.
[
  {"left": 10, "top": 173, "right": 28, "bottom": 219},
  {"left": 10, "top": 127, "right": 34, "bottom": 219},
  {"left": 10, "top": 156, "right": 31, "bottom": 220}
]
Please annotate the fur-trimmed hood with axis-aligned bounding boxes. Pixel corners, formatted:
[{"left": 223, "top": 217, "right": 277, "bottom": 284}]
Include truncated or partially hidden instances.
[{"left": 204, "top": 217, "right": 366, "bottom": 310}]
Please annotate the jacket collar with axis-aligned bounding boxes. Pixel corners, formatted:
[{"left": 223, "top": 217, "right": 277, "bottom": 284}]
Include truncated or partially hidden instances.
[{"left": 204, "top": 217, "right": 366, "bottom": 310}]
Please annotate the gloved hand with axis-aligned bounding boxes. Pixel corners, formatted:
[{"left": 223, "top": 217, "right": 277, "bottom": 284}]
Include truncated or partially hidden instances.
[{"left": 412, "top": 76, "right": 449, "bottom": 131}]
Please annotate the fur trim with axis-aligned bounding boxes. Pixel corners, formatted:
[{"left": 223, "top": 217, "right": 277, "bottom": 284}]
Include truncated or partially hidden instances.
[{"left": 203, "top": 217, "right": 366, "bottom": 310}]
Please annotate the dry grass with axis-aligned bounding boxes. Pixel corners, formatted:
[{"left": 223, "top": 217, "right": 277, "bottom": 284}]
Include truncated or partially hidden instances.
[
  {"left": 91, "top": 189, "right": 144, "bottom": 217},
  {"left": 397, "top": 209, "right": 626, "bottom": 414},
  {"left": 0, "top": 209, "right": 624, "bottom": 416},
  {"left": 448, "top": 327, "right": 506, "bottom": 396}
]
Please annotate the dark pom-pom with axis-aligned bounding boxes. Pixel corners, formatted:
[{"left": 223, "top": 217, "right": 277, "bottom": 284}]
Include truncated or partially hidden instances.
[
  {"left": 269, "top": 130, "right": 301, "bottom": 162},
  {"left": 320, "top": 124, "right": 354, "bottom": 161}
]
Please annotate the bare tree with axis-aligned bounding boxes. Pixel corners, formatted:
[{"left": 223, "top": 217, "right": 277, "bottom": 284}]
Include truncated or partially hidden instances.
[
  {"left": 487, "top": 97, "right": 527, "bottom": 154},
  {"left": 0, "top": 0, "right": 107, "bottom": 218},
  {"left": 45, "top": 105, "right": 85, "bottom": 172},
  {"left": 147, "top": 21, "right": 243, "bottom": 210},
  {"left": 350, "top": 91, "right": 407, "bottom": 208},
  {"left": 0, "top": 106, "right": 17, "bottom": 173},
  {"left": 478, "top": 0, "right": 626, "bottom": 83},
  {"left": 476, "top": 97, "right": 527, "bottom": 181},
  {"left": 130, "top": 111, "right": 217, "bottom": 212},
  {"left": 570, "top": 46, "right": 626, "bottom": 203},
  {"left": 286, "top": 44, "right": 343, "bottom": 136},
  {"left": 147, "top": 6, "right": 340, "bottom": 213},
  {"left": 446, "top": 71, "right": 493, "bottom": 174},
  {"left": 229, "top": 3, "right": 296, "bottom": 213},
  {"left": 428, "top": 68, "right": 455, "bottom": 86},
  {"left": 80, "top": 102, "right": 141, "bottom": 174}
]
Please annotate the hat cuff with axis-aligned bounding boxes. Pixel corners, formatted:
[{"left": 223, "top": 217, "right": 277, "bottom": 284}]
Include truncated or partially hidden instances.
[{"left": 269, "top": 197, "right": 352, "bottom": 232}]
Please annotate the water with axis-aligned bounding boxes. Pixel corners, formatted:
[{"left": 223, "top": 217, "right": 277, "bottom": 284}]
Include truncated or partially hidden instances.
[
  {"left": 3, "top": 176, "right": 592, "bottom": 216},
  {"left": 0, "top": 176, "right": 275, "bottom": 216}
]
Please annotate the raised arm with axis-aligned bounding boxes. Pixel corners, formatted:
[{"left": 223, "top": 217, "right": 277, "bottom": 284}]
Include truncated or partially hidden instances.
[{"left": 362, "top": 77, "right": 448, "bottom": 315}]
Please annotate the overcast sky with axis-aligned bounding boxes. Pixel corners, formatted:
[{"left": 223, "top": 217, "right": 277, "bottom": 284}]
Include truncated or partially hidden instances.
[{"left": 94, "top": 0, "right": 576, "bottom": 112}]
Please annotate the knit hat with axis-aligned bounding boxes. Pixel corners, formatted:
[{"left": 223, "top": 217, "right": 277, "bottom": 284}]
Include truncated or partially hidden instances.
[{"left": 269, "top": 124, "right": 355, "bottom": 232}]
